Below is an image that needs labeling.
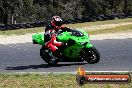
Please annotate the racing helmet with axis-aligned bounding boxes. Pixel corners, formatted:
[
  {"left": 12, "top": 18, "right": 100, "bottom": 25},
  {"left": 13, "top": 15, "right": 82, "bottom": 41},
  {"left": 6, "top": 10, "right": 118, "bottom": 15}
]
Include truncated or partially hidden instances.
[{"left": 51, "top": 16, "right": 63, "bottom": 27}]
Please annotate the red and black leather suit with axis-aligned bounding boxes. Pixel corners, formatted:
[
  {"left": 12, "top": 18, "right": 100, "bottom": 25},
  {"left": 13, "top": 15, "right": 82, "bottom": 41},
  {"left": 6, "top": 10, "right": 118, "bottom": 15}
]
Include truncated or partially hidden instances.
[{"left": 44, "top": 20, "right": 72, "bottom": 52}]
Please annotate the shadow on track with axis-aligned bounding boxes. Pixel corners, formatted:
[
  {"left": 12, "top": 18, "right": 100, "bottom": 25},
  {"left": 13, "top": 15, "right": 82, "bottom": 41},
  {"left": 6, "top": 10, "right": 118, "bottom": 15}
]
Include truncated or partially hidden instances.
[{"left": 5, "top": 63, "right": 87, "bottom": 70}]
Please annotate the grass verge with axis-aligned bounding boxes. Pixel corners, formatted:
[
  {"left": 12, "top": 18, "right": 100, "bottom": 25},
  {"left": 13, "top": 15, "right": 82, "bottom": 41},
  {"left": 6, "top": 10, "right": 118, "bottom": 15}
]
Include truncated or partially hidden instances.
[
  {"left": 0, "top": 18, "right": 132, "bottom": 35},
  {"left": 88, "top": 24, "right": 132, "bottom": 35},
  {"left": 66, "top": 18, "right": 132, "bottom": 28},
  {"left": 1, "top": 23, "right": 131, "bottom": 36},
  {"left": 0, "top": 73, "right": 131, "bottom": 88},
  {"left": 0, "top": 27, "right": 44, "bottom": 35}
]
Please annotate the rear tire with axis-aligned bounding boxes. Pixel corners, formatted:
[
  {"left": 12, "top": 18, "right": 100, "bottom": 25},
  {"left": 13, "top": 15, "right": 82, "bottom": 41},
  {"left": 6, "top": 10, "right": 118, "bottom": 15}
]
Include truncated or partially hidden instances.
[
  {"left": 40, "top": 46, "right": 59, "bottom": 65},
  {"left": 81, "top": 46, "right": 100, "bottom": 64}
]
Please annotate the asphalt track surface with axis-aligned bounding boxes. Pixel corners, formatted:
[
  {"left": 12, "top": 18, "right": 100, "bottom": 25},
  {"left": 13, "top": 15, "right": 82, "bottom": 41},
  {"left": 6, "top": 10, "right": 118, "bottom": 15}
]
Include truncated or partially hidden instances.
[{"left": 0, "top": 38, "right": 132, "bottom": 73}]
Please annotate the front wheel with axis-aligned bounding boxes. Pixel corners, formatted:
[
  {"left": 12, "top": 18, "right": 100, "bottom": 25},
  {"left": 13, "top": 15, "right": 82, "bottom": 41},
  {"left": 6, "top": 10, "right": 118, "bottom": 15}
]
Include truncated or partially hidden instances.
[
  {"left": 81, "top": 47, "right": 100, "bottom": 64},
  {"left": 40, "top": 46, "right": 59, "bottom": 65}
]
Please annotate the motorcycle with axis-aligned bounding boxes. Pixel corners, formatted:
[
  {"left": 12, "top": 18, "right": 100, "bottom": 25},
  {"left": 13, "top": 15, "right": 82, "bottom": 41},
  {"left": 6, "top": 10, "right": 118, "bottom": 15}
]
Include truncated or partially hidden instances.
[{"left": 32, "top": 28, "right": 100, "bottom": 65}]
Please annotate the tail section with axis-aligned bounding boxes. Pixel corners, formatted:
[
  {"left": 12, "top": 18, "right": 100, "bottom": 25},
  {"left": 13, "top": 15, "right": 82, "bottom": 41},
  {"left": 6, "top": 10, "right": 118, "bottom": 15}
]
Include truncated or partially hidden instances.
[{"left": 32, "top": 33, "right": 44, "bottom": 45}]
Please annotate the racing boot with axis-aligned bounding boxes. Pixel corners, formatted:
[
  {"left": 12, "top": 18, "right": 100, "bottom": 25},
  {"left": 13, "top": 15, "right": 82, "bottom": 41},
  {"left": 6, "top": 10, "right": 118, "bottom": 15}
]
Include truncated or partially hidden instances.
[
  {"left": 52, "top": 48, "right": 62, "bottom": 58},
  {"left": 58, "top": 42, "right": 68, "bottom": 50},
  {"left": 52, "top": 42, "right": 67, "bottom": 58}
]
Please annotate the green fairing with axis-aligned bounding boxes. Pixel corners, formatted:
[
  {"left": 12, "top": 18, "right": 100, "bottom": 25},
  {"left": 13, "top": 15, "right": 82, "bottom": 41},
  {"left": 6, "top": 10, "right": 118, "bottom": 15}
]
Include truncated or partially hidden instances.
[
  {"left": 32, "top": 33, "right": 44, "bottom": 45},
  {"left": 32, "top": 29, "right": 93, "bottom": 58}
]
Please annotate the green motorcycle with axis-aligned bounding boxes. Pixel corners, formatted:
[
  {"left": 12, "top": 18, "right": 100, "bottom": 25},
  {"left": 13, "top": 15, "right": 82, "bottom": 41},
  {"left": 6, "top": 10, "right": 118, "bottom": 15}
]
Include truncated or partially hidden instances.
[{"left": 32, "top": 29, "right": 100, "bottom": 65}]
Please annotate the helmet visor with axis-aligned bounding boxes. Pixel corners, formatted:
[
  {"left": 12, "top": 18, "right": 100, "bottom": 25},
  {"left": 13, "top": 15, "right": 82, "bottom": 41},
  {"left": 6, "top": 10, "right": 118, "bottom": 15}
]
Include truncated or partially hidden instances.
[{"left": 54, "top": 20, "right": 63, "bottom": 27}]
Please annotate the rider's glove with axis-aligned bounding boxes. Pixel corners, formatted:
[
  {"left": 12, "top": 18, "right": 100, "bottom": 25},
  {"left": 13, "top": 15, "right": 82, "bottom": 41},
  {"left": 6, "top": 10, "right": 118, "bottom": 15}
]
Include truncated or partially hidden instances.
[{"left": 61, "top": 27, "right": 73, "bottom": 32}]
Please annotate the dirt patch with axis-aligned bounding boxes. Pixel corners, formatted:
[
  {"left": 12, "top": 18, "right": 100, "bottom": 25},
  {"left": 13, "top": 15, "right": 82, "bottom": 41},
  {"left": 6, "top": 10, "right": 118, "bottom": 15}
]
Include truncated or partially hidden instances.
[
  {"left": 1, "top": 31, "right": 132, "bottom": 45},
  {"left": 0, "top": 34, "right": 33, "bottom": 45}
]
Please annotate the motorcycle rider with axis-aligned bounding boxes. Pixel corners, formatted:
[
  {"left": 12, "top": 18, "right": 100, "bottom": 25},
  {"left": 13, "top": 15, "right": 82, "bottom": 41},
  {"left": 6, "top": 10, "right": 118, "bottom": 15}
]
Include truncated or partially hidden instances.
[
  {"left": 44, "top": 16, "right": 64, "bottom": 42},
  {"left": 44, "top": 16, "right": 72, "bottom": 57}
]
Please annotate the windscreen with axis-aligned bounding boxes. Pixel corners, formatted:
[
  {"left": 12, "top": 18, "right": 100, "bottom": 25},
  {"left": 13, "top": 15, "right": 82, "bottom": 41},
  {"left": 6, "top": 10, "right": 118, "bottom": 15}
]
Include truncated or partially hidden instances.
[{"left": 71, "top": 29, "right": 84, "bottom": 37}]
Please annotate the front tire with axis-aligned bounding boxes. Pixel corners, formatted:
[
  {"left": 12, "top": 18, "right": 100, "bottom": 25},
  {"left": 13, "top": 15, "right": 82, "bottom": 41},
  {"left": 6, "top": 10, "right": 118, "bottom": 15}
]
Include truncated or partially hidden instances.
[
  {"left": 40, "top": 46, "right": 59, "bottom": 65},
  {"left": 81, "top": 47, "right": 100, "bottom": 64}
]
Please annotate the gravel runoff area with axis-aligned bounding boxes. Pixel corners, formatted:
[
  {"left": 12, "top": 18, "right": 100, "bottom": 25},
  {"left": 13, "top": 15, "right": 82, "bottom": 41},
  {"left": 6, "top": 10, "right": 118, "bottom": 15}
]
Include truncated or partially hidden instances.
[
  {"left": 0, "top": 22, "right": 132, "bottom": 45},
  {"left": 0, "top": 32, "right": 132, "bottom": 45}
]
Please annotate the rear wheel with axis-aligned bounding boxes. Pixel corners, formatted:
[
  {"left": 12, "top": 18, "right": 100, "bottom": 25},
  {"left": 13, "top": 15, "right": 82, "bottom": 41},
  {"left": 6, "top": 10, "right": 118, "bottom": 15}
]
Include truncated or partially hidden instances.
[
  {"left": 40, "top": 46, "right": 59, "bottom": 65},
  {"left": 81, "top": 47, "right": 100, "bottom": 64}
]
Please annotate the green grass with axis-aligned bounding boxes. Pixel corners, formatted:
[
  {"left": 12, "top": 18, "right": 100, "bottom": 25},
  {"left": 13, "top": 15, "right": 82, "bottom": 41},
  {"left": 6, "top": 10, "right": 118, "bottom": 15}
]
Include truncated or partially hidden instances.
[
  {"left": 66, "top": 18, "right": 132, "bottom": 28},
  {"left": 0, "top": 27, "right": 44, "bottom": 35},
  {"left": 0, "top": 18, "right": 132, "bottom": 35},
  {"left": 0, "top": 73, "right": 131, "bottom": 88},
  {"left": 88, "top": 24, "right": 132, "bottom": 35},
  {"left": 1, "top": 23, "right": 131, "bottom": 36}
]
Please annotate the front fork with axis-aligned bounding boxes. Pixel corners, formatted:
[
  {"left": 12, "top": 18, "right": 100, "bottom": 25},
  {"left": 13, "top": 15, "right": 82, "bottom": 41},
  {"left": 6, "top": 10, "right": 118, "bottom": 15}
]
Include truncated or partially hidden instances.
[{"left": 79, "top": 43, "right": 93, "bottom": 59}]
